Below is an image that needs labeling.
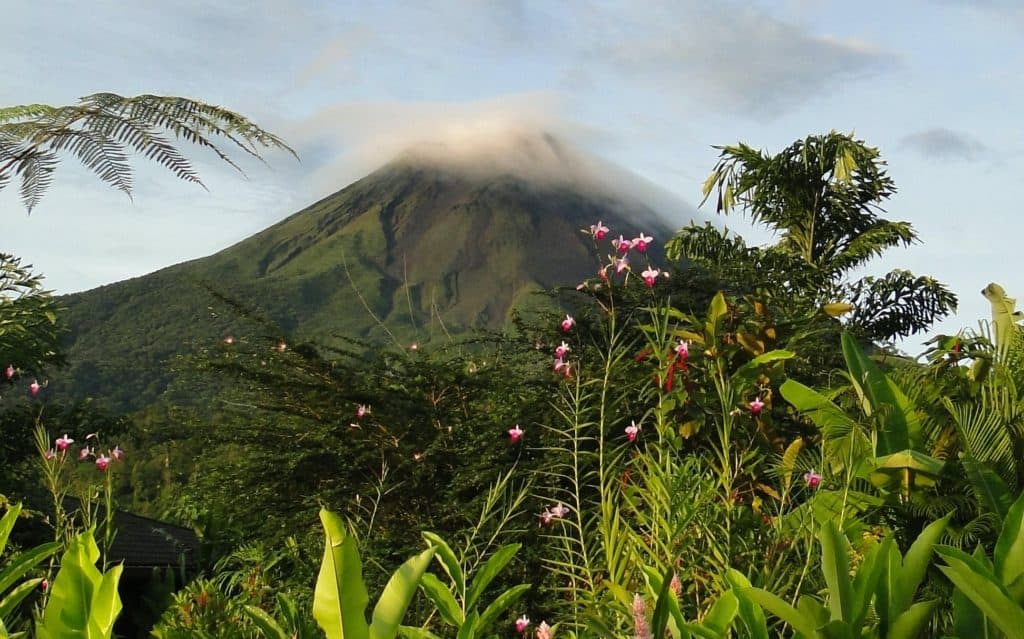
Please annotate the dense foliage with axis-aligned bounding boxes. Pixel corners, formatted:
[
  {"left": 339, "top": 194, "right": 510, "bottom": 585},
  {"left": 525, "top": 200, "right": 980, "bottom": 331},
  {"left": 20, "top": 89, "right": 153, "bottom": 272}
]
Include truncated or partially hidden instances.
[{"left": 2, "top": 129, "right": 1021, "bottom": 638}]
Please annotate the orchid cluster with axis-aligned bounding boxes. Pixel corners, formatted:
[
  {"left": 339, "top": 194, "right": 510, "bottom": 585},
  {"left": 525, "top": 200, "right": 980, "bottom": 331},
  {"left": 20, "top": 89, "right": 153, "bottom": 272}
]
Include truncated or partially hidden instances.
[
  {"left": 514, "top": 615, "right": 553, "bottom": 637},
  {"left": 4, "top": 363, "right": 46, "bottom": 397},
  {"left": 583, "top": 222, "right": 667, "bottom": 290},
  {"left": 539, "top": 502, "right": 570, "bottom": 526},
  {"left": 46, "top": 432, "right": 125, "bottom": 472}
]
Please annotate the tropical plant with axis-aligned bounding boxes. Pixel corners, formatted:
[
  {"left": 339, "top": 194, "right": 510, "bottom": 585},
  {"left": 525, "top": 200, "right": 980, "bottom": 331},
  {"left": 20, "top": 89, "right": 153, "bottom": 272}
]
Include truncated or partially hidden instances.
[
  {"left": 0, "top": 254, "right": 62, "bottom": 375},
  {"left": 35, "top": 529, "right": 123, "bottom": 639},
  {"left": 0, "top": 503, "right": 59, "bottom": 638},
  {"left": 747, "top": 513, "right": 950, "bottom": 638},
  {"left": 0, "top": 92, "right": 295, "bottom": 212},
  {"left": 311, "top": 508, "right": 436, "bottom": 639},
  {"left": 669, "top": 131, "right": 957, "bottom": 341},
  {"left": 937, "top": 491, "right": 1024, "bottom": 638}
]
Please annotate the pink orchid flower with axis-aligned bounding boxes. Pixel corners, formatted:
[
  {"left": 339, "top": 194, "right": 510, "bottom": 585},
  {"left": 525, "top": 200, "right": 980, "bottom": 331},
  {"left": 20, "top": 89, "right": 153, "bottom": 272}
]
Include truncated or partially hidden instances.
[
  {"left": 540, "top": 509, "right": 554, "bottom": 526},
  {"left": 29, "top": 379, "right": 41, "bottom": 396},
  {"left": 674, "top": 340, "right": 689, "bottom": 361},
  {"left": 561, "top": 315, "right": 575, "bottom": 332},
  {"left": 536, "top": 621, "right": 552, "bottom": 639},
  {"left": 555, "top": 341, "right": 570, "bottom": 359},
  {"left": 95, "top": 454, "right": 112, "bottom": 472},
  {"left": 516, "top": 615, "right": 531, "bottom": 633},
  {"left": 112, "top": 445, "right": 125, "bottom": 461},
  {"left": 590, "top": 221, "right": 609, "bottom": 240},
  {"left": 44, "top": 449, "right": 56, "bottom": 461},
  {"left": 614, "top": 256, "right": 629, "bottom": 274},
  {"left": 550, "top": 503, "right": 570, "bottom": 518},
  {"left": 749, "top": 397, "right": 765, "bottom": 416},
  {"left": 55, "top": 434, "right": 74, "bottom": 451},
  {"left": 552, "top": 357, "right": 568, "bottom": 373},
  {"left": 4, "top": 365, "right": 13, "bottom": 380},
  {"left": 612, "top": 235, "right": 630, "bottom": 254},
  {"left": 625, "top": 420, "right": 641, "bottom": 442},
  {"left": 356, "top": 404, "right": 370, "bottom": 419},
  {"left": 804, "top": 468, "right": 822, "bottom": 489},
  {"left": 508, "top": 424, "right": 524, "bottom": 443},
  {"left": 641, "top": 267, "right": 660, "bottom": 287},
  {"left": 78, "top": 447, "right": 92, "bottom": 461},
  {"left": 632, "top": 233, "right": 653, "bottom": 253}
]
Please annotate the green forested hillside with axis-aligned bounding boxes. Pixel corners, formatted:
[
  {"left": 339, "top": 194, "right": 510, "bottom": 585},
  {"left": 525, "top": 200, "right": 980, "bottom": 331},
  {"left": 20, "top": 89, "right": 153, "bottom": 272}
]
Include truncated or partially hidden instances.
[{"left": 58, "top": 159, "right": 676, "bottom": 411}]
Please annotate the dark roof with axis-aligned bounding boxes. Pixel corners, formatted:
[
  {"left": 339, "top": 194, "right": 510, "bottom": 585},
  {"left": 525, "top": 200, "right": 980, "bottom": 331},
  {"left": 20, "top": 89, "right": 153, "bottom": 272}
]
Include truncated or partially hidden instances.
[{"left": 63, "top": 497, "right": 200, "bottom": 569}]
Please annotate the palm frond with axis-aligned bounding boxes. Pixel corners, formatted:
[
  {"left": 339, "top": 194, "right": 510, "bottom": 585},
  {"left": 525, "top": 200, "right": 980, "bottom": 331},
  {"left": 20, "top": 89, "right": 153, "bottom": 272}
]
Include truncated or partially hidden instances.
[{"left": 0, "top": 92, "right": 296, "bottom": 212}]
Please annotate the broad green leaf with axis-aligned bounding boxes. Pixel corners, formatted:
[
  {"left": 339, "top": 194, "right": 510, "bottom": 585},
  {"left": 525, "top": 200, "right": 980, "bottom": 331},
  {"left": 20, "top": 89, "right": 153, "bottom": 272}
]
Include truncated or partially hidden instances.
[
  {"left": 962, "top": 458, "right": 1013, "bottom": 522},
  {"left": 0, "top": 579, "right": 43, "bottom": 622},
  {"left": 476, "top": 584, "right": 530, "bottom": 633},
  {"left": 0, "top": 541, "right": 59, "bottom": 595},
  {"left": 892, "top": 513, "right": 951, "bottom": 614},
  {"left": 849, "top": 538, "right": 888, "bottom": 628},
  {"left": 888, "top": 600, "right": 940, "bottom": 639},
  {"left": 243, "top": 606, "right": 291, "bottom": 639},
  {"left": 87, "top": 563, "right": 123, "bottom": 637},
  {"left": 465, "top": 544, "right": 520, "bottom": 610},
  {"left": 0, "top": 505, "right": 21, "bottom": 556},
  {"left": 780, "top": 380, "right": 861, "bottom": 441},
  {"left": 725, "top": 570, "right": 768, "bottom": 639},
  {"left": 397, "top": 627, "right": 443, "bottom": 639},
  {"left": 419, "top": 573, "right": 463, "bottom": 627},
  {"left": 938, "top": 546, "right": 1024, "bottom": 637},
  {"left": 744, "top": 588, "right": 819, "bottom": 639},
  {"left": 707, "top": 292, "right": 728, "bottom": 336},
  {"left": 841, "top": 332, "right": 921, "bottom": 454},
  {"left": 314, "top": 508, "right": 370, "bottom": 639},
  {"left": 370, "top": 546, "right": 437, "bottom": 639},
  {"left": 455, "top": 611, "right": 478, "bottom": 639},
  {"left": 820, "top": 521, "right": 853, "bottom": 622},
  {"left": 730, "top": 349, "right": 795, "bottom": 387},
  {"left": 421, "top": 532, "right": 464, "bottom": 598},
  {"left": 650, "top": 565, "right": 676, "bottom": 639},
  {"left": 994, "top": 492, "right": 1024, "bottom": 586},
  {"left": 702, "top": 591, "right": 738, "bottom": 634}
]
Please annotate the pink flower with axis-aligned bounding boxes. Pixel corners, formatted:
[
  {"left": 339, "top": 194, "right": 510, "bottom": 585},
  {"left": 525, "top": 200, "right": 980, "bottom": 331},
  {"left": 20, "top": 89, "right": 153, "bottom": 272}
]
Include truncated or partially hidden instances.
[
  {"left": 4, "top": 365, "right": 13, "bottom": 380},
  {"left": 95, "top": 454, "right": 111, "bottom": 471},
  {"left": 516, "top": 615, "right": 531, "bottom": 633},
  {"left": 44, "top": 449, "right": 56, "bottom": 461},
  {"left": 536, "top": 621, "right": 552, "bottom": 639},
  {"left": 508, "top": 424, "right": 524, "bottom": 443},
  {"left": 29, "top": 379, "right": 41, "bottom": 396},
  {"left": 540, "top": 510, "right": 554, "bottom": 526},
  {"left": 632, "top": 594, "right": 652, "bottom": 639},
  {"left": 590, "top": 221, "right": 609, "bottom": 240},
  {"left": 641, "top": 267, "right": 660, "bottom": 287},
  {"left": 78, "top": 447, "right": 92, "bottom": 461},
  {"left": 612, "top": 235, "right": 630, "bottom": 254},
  {"left": 112, "top": 445, "right": 125, "bottom": 461},
  {"left": 625, "top": 420, "right": 641, "bottom": 442},
  {"left": 356, "top": 404, "right": 370, "bottom": 419},
  {"left": 550, "top": 503, "right": 570, "bottom": 518},
  {"left": 552, "top": 357, "right": 568, "bottom": 373},
  {"left": 614, "top": 256, "right": 629, "bottom": 274},
  {"left": 674, "top": 340, "right": 689, "bottom": 361},
  {"left": 632, "top": 233, "right": 653, "bottom": 253},
  {"left": 749, "top": 397, "right": 765, "bottom": 416},
  {"left": 804, "top": 468, "right": 822, "bottom": 489},
  {"left": 55, "top": 434, "right": 74, "bottom": 451},
  {"left": 561, "top": 315, "right": 575, "bottom": 332},
  {"left": 554, "top": 341, "right": 570, "bottom": 359},
  {"left": 40, "top": 579, "right": 48, "bottom": 592}
]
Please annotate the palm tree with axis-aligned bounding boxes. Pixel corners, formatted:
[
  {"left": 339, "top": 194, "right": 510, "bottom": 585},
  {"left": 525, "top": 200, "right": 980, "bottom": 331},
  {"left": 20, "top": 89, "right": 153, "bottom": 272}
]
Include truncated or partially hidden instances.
[
  {"left": 670, "top": 131, "right": 956, "bottom": 341},
  {"left": 0, "top": 92, "right": 296, "bottom": 212}
]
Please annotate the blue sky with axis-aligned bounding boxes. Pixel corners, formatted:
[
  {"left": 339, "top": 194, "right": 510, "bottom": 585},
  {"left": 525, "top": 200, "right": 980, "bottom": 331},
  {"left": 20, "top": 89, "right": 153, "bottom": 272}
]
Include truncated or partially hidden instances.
[{"left": 3, "top": 0, "right": 1021, "bottom": 349}]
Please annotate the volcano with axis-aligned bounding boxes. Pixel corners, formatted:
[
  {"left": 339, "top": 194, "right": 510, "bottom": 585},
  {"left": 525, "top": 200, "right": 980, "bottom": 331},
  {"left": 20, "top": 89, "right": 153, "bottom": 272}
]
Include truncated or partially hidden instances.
[{"left": 58, "top": 133, "right": 694, "bottom": 410}]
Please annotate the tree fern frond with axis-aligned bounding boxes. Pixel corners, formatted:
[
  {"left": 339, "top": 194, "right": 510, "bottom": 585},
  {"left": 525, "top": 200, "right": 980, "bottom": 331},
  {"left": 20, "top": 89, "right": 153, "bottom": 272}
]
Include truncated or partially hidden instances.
[{"left": 15, "top": 147, "right": 58, "bottom": 212}]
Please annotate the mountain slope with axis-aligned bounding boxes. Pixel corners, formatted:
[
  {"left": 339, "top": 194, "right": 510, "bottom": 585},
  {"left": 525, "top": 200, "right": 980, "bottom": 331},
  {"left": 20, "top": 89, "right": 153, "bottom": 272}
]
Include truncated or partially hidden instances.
[{"left": 59, "top": 151, "right": 686, "bottom": 411}]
